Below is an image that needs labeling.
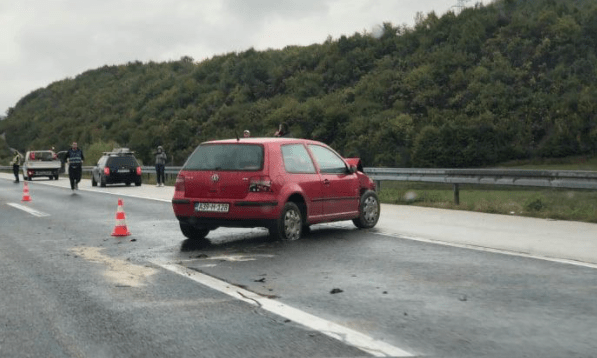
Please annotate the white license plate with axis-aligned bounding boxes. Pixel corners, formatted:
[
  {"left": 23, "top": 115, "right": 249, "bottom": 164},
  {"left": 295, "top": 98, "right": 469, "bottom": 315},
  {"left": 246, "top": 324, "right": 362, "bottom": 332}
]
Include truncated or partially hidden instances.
[{"left": 195, "top": 202, "right": 229, "bottom": 213}]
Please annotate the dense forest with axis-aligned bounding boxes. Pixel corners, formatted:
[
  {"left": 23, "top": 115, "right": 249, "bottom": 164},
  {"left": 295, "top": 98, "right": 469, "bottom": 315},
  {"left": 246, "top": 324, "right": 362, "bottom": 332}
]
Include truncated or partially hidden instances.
[{"left": 1, "top": 0, "right": 596, "bottom": 167}]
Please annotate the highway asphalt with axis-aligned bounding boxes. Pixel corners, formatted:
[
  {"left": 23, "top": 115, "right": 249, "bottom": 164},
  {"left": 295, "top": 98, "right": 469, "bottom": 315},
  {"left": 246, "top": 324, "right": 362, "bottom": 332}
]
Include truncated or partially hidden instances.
[{"left": 2, "top": 172, "right": 596, "bottom": 267}]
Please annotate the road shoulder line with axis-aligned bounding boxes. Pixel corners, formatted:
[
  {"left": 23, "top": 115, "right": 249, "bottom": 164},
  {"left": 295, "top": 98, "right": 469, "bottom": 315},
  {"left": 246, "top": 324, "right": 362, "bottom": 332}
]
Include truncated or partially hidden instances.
[
  {"left": 151, "top": 261, "right": 414, "bottom": 358},
  {"left": 377, "top": 231, "right": 597, "bottom": 270}
]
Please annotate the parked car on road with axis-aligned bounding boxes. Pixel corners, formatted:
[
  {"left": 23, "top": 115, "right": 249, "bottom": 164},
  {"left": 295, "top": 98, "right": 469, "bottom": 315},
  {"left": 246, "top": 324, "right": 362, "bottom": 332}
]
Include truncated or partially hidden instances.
[
  {"left": 91, "top": 148, "right": 142, "bottom": 187},
  {"left": 171, "top": 137, "right": 380, "bottom": 244},
  {"left": 22, "top": 150, "right": 61, "bottom": 180}
]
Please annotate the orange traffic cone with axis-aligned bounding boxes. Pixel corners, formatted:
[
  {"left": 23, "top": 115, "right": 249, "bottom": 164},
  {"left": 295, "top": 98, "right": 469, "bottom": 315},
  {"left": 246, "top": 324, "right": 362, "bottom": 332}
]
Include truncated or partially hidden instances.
[
  {"left": 21, "top": 182, "right": 32, "bottom": 202},
  {"left": 111, "top": 198, "right": 131, "bottom": 236}
]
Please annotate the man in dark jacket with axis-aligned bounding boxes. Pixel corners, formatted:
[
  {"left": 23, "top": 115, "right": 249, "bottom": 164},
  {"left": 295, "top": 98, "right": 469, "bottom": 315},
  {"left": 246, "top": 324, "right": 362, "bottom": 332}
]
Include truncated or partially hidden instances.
[{"left": 65, "top": 142, "right": 84, "bottom": 190}]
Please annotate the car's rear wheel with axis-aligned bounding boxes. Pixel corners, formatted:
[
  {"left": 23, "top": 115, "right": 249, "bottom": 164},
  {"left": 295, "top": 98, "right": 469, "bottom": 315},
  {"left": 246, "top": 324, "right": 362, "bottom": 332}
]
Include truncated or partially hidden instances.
[
  {"left": 91, "top": 175, "right": 97, "bottom": 187},
  {"left": 135, "top": 179, "right": 142, "bottom": 187},
  {"left": 54, "top": 174, "right": 59, "bottom": 180},
  {"left": 48, "top": 176, "right": 53, "bottom": 180},
  {"left": 125, "top": 181, "right": 131, "bottom": 186},
  {"left": 179, "top": 222, "right": 210, "bottom": 243},
  {"left": 353, "top": 190, "right": 380, "bottom": 229},
  {"left": 269, "top": 202, "right": 302, "bottom": 241},
  {"left": 100, "top": 176, "right": 106, "bottom": 187}
]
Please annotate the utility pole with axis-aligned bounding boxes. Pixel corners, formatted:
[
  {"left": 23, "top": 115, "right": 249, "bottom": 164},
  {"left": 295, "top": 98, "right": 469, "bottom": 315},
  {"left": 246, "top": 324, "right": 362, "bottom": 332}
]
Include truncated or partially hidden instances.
[{"left": 452, "top": 0, "right": 471, "bottom": 14}]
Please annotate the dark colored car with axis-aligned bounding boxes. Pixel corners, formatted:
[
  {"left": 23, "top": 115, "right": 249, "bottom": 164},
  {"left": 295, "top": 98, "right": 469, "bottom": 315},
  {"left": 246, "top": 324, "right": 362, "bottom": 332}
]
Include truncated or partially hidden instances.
[
  {"left": 91, "top": 149, "right": 142, "bottom": 187},
  {"left": 171, "top": 137, "right": 380, "bottom": 244}
]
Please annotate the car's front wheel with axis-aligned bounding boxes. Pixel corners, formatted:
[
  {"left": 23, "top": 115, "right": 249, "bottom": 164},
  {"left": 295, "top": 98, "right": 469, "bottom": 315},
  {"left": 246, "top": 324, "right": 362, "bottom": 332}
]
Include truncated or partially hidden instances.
[
  {"left": 352, "top": 190, "right": 380, "bottom": 229},
  {"left": 269, "top": 202, "right": 302, "bottom": 241}
]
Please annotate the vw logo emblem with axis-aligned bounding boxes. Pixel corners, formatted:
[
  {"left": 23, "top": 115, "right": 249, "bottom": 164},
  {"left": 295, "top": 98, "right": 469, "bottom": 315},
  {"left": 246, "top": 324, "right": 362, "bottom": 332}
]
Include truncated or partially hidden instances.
[{"left": 211, "top": 174, "right": 219, "bottom": 183}]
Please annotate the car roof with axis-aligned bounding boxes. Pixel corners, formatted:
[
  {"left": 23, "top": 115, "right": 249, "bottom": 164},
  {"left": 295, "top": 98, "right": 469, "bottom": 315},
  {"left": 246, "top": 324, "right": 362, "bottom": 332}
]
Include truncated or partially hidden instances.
[{"left": 201, "top": 137, "right": 324, "bottom": 146}]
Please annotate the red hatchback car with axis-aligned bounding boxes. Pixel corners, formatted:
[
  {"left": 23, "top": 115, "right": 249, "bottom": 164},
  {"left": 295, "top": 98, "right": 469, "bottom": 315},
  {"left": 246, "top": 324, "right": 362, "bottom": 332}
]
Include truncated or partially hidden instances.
[{"left": 171, "top": 137, "right": 380, "bottom": 243}]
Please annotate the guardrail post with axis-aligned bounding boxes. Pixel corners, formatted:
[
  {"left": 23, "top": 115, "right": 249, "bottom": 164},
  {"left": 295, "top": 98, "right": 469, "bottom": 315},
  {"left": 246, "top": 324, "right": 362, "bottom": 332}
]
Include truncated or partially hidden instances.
[
  {"left": 453, "top": 184, "right": 460, "bottom": 205},
  {"left": 375, "top": 180, "right": 381, "bottom": 192}
]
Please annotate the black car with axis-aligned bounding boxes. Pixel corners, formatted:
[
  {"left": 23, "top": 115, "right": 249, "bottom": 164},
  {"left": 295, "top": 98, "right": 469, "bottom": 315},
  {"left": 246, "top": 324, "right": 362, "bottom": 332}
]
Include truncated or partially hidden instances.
[{"left": 91, "top": 149, "right": 142, "bottom": 187}]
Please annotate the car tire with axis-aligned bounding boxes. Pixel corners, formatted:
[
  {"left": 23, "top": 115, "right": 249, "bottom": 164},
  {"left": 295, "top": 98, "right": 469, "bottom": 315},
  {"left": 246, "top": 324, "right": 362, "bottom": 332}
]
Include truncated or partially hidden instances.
[
  {"left": 135, "top": 180, "right": 141, "bottom": 187},
  {"left": 100, "top": 177, "right": 106, "bottom": 187},
  {"left": 269, "top": 202, "right": 302, "bottom": 241},
  {"left": 352, "top": 190, "right": 380, "bottom": 229},
  {"left": 54, "top": 174, "right": 59, "bottom": 180},
  {"left": 125, "top": 181, "right": 131, "bottom": 186},
  {"left": 179, "top": 222, "right": 210, "bottom": 242},
  {"left": 91, "top": 176, "right": 97, "bottom": 187},
  {"left": 48, "top": 176, "right": 53, "bottom": 180}
]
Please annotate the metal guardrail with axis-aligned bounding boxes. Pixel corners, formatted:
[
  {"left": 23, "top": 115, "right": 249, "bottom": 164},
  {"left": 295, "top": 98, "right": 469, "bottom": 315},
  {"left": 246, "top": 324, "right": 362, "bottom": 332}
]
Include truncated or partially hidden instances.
[
  {"left": 363, "top": 167, "right": 597, "bottom": 204},
  {"left": 2, "top": 165, "right": 597, "bottom": 204}
]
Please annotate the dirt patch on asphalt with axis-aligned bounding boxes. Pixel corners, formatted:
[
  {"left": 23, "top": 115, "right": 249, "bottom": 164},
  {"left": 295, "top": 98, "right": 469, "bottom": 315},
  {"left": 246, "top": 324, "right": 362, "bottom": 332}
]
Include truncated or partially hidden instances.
[{"left": 71, "top": 247, "right": 157, "bottom": 287}]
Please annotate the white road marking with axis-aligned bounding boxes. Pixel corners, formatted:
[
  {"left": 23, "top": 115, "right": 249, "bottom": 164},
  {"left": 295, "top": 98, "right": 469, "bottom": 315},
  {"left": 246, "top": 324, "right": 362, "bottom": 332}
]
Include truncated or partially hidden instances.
[
  {"left": 7, "top": 203, "right": 50, "bottom": 217},
  {"left": 152, "top": 261, "right": 413, "bottom": 358},
  {"left": 376, "top": 231, "right": 597, "bottom": 270}
]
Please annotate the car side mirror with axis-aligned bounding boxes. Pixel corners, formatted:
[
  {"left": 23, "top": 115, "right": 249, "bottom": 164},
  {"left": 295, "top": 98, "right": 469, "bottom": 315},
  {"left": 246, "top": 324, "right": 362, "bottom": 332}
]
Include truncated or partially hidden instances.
[{"left": 348, "top": 165, "right": 357, "bottom": 174}]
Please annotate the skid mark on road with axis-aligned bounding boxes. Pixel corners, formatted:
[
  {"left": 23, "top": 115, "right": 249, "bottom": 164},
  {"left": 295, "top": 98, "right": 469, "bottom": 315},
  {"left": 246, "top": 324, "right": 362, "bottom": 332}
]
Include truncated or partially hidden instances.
[
  {"left": 71, "top": 247, "right": 157, "bottom": 287},
  {"left": 152, "top": 261, "right": 414, "bottom": 357}
]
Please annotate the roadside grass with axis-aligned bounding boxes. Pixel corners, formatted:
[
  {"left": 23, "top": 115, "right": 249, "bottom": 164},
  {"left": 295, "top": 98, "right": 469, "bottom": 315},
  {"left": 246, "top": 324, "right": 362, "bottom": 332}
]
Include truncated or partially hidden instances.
[{"left": 378, "top": 155, "right": 597, "bottom": 224}]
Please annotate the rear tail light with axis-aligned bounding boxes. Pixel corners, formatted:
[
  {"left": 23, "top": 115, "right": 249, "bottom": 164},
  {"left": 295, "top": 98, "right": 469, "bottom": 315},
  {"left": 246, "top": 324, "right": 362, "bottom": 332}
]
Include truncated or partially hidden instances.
[
  {"left": 249, "top": 176, "right": 272, "bottom": 192},
  {"left": 103, "top": 167, "right": 110, "bottom": 176},
  {"left": 136, "top": 166, "right": 142, "bottom": 175},
  {"left": 175, "top": 175, "right": 185, "bottom": 192},
  {"left": 28, "top": 170, "right": 34, "bottom": 176}
]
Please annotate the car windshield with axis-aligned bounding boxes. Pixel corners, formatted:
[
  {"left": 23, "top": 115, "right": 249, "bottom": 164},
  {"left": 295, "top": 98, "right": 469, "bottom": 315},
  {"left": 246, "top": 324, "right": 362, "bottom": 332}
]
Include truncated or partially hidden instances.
[
  {"left": 184, "top": 144, "right": 263, "bottom": 171},
  {"left": 107, "top": 156, "right": 139, "bottom": 167}
]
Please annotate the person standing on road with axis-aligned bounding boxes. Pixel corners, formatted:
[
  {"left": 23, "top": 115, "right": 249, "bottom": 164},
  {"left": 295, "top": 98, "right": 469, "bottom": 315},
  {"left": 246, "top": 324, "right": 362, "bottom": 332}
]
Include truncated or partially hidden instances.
[
  {"left": 65, "top": 142, "right": 84, "bottom": 191},
  {"left": 154, "top": 145, "right": 167, "bottom": 187},
  {"left": 10, "top": 150, "right": 21, "bottom": 183},
  {"left": 274, "top": 122, "right": 292, "bottom": 138}
]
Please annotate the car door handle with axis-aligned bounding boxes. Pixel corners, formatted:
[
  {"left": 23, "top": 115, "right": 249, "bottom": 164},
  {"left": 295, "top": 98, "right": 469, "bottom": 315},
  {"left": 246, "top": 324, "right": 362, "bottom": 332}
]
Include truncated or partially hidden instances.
[{"left": 323, "top": 179, "right": 330, "bottom": 186}]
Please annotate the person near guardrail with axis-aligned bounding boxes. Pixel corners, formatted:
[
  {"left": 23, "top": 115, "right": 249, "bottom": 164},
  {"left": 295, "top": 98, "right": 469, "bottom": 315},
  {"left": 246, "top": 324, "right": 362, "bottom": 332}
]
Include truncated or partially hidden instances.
[
  {"left": 154, "top": 146, "right": 167, "bottom": 187},
  {"left": 274, "top": 122, "right": 292, "bottom": 138},
  {"left": 65, "top": 141, "right": 84, "bottom": 191},
  {"left": 10, "top": 150, "right": 22, "bottom": 183}
]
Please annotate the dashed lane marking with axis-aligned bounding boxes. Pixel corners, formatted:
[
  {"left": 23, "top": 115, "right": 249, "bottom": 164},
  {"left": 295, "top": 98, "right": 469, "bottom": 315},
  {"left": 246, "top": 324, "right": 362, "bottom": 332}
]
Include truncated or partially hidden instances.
[
  {"left": 7, "top": 203, "right": 50, "bottom": 217},
  {"left": 152, "top": 261, "right": 414, "bottom": 358}
]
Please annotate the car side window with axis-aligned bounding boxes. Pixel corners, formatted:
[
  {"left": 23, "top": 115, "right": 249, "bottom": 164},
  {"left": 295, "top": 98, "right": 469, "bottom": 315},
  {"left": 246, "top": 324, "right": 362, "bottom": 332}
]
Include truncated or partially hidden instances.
[
  {"left": 281, "top": 144, "right": 316, "bottom": 174},
  {"left": 308, "top": 145, "right": 348, "bottom": 174}
]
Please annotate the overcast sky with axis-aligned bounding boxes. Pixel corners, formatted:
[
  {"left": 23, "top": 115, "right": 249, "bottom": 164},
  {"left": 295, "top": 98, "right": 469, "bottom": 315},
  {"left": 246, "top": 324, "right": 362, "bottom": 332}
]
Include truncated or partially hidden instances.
[{"left": 0, "top": 0, "right": 462, "bottom": 115}]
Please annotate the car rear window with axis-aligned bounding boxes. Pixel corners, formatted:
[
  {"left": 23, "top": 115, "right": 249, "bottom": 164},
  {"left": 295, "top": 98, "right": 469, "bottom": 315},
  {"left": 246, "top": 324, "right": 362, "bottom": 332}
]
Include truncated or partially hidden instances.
[
  {"left": 31, "top": 151, "right": 56, "bottom": 161},
  {"left": 107, "top": 156, "right": 139, "bottom": 167},
  {"left": 184, "top": 144, "right": 263, "bottom": 171}
]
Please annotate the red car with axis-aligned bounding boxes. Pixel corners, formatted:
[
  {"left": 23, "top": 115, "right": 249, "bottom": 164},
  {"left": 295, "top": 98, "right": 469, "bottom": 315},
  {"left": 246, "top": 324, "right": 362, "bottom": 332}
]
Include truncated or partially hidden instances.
[{"left": 171, "top": 137, "right": 380, "bottom": 243}]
